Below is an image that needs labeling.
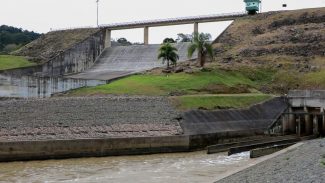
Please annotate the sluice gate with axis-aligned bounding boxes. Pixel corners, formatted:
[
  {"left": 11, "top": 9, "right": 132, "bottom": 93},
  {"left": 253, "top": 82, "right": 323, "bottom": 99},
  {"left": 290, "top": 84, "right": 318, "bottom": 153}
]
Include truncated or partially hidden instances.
[{"left": 269, "top": 90, "right": 325, "bottom": 137}]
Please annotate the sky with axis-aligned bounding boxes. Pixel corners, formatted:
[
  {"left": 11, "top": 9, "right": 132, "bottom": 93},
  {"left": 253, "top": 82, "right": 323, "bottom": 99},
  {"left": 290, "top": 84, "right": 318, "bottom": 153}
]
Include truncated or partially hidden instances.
[{"left": 0, "top": 0, "right": 324, "bottom": 43}]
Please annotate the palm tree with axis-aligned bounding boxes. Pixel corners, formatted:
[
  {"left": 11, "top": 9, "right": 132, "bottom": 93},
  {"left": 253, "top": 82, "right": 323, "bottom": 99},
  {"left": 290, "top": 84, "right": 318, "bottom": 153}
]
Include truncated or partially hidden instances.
[
  {"left": 188, "top": 32, "right": 214, "bottom": 67},
  {"left": 158, "top": 42, "right": 179, "bottom": 69}
]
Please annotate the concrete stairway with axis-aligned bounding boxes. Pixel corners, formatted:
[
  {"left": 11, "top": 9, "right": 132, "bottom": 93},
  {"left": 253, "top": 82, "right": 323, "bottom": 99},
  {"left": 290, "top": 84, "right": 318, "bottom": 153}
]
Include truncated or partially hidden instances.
[{"left": 67, "top": 43, "right": 196, "bottom": 80}]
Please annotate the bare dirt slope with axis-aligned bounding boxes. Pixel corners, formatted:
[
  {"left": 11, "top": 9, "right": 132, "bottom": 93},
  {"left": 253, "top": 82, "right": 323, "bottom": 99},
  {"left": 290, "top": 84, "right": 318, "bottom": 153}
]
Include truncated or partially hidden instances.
[
  {"left": 213, "top": 7, "right": 325, "bottom": 70},
  {"left": 13, "top": 28, "right": 99, "bottom": 63}
]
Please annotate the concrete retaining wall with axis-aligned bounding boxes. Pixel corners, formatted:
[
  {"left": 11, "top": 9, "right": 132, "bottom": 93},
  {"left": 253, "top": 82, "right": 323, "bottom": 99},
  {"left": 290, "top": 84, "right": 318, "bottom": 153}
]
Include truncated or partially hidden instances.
[
  {"left": 0, "top": 136, "right": 189, "bottom": 162},
  {"left": 0, "top": 65, "right": 42, "bottom": 76},
  {"left": 0, "top": 130, "right": 272, "bottom": 162},
  {"left": 41, "top": 30, "right": 105, "bottom": 76},
  {"left": 181, "top": 97, "right": 288, "bottom": 135},
  {"left": 250, "top": 143, "right": 294, "bottom": 158}
]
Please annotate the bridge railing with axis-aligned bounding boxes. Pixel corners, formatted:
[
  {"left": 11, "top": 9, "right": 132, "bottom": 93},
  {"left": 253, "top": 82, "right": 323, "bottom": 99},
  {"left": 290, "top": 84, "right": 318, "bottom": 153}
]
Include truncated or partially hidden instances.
[{"left": 99, "top": 12, "right": 246, "bottom": 28}]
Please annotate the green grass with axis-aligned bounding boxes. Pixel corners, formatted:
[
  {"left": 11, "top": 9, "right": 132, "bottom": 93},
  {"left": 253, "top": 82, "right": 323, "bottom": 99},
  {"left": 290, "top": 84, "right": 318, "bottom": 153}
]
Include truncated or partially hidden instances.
[
  {"left": 70, "top": 70, "right": 257, "bottom": 96},
  {"left": 171, "top": 94, "right": 273, "bottom": 110},
  {"left": 320, "top": 159, "right": 325, "bottom": 166},
  {"left": 0, "top": 55, "right": 35, "bottom": 70}
]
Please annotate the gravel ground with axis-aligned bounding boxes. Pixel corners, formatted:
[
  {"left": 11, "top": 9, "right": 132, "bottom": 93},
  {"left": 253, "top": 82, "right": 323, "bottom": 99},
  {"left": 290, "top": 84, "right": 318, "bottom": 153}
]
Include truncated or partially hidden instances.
[
  {"left": 217, "top": 138, "right": 325, "bottom": 183},
  {"left": 0, "top": 97, "right": 183, "bottom": 141}
]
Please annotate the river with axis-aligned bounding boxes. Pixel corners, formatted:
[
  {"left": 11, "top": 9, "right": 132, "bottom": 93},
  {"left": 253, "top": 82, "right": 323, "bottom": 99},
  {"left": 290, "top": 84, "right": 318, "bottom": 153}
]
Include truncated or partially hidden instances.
[{"left": 0, "top": 151, "right": 254, "bottom": 183}]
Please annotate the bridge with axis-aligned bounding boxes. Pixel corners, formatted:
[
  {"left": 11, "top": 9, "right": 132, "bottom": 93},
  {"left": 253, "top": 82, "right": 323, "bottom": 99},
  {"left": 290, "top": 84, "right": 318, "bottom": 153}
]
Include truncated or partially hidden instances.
[{"left": 100, "top": 12, "right": 247, "bottom": 47}]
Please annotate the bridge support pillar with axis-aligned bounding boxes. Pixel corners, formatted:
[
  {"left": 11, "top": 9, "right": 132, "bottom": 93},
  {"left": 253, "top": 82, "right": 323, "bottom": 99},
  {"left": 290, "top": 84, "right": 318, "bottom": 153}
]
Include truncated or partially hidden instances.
[
  {"left": 297, "top": 116, "right": 301, "bottom": 137},
  {"left": 288, "top": 108, "right": 296, "bottom": 133},
  {"left": 322, "top": 109, "right": 325, "bottom": 135},
  {"left": 194, "top": 22, "right": 199, "bottom": 34},
  {"left": 313, "top": 115, "right": 319, "bottom": 136},
  {"left": 144, "top": 27, "right": 149, "bottom": 45},
  {"left": 282, "top": 114, "right": 289, "bottom": 135},
  {"left": 304, "top": 107, "right": 312, "bottom": 135},
  {"left": 105, "top": 29, "right": 112, "bottom": 48}
]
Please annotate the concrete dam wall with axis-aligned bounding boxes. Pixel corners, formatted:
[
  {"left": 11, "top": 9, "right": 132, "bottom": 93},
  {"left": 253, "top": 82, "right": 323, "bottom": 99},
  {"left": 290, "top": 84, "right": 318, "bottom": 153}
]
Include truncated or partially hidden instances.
[
  {"left": 41, "top": 30, "right": 106, "bottom": 76},
  {"left": 68, "top": 43, "right": 195, "bottom": 80}
]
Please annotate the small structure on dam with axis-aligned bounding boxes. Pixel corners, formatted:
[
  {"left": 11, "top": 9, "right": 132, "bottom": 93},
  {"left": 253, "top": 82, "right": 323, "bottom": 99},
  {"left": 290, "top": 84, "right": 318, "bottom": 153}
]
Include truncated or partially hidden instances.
[{"left": 269, "top": 90, "right": 325, "bottom": 137}]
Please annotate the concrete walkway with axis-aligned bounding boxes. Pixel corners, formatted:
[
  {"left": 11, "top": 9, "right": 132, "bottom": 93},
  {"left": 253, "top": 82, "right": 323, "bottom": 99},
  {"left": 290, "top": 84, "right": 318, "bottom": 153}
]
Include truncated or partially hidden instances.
[
  {"left": 67, "top": 43, "right": 195, "bottom": 80},
  {"left": 216, "top": 138, "right": 325, "bottom": 183}
]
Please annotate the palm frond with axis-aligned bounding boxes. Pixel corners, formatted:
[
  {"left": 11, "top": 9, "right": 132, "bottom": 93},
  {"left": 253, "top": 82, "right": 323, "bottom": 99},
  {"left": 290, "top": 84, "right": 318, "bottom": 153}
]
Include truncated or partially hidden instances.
[
  {"left": 204, "top": 42, "right": 214, "bottom": 58},
  {"left": 187, "top": 43, "right": 197, "bottom": 58}
]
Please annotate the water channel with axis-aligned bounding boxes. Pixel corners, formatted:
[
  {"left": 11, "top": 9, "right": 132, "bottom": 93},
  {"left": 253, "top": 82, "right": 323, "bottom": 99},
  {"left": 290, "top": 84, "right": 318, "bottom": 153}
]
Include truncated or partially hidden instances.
[
  {"left": 0, "top": 74, "right": 107, "bottom": 98},
  {"left": 0, "top": 151, "right": 256, "bottom": 183}
]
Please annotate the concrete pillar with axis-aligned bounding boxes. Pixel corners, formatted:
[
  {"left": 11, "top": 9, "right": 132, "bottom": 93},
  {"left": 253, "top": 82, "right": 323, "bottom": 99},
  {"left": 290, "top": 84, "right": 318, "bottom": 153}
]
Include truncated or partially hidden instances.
[
  {"left": 322, "top": 112, "right": 325, "bottom": 135},
  {"left": 144, "top": 27, "right": 149, "bottom": 45},
  {"left": 105, "top": 29, "right": 111, "bottom": 48},
  {"left": 297, "top": 116, "right": 301, "bottom": 137},
  {"left": 194, "top": 22, "right": 199, "bottom": 34},
  {"left": 313, "top": 115, "right": 319, "bottom": 136},
  {"left": 288, "top": 108, "right": 296, "bottom": 133},
  {"left": 321, "top": 108, "right": 325, "bottom": 135},
  {"left": 282, "top": 114, "right": 289, "bottom": 135},
  {"left": 304, "top": 107, "right": 312, "bottom": 135}
]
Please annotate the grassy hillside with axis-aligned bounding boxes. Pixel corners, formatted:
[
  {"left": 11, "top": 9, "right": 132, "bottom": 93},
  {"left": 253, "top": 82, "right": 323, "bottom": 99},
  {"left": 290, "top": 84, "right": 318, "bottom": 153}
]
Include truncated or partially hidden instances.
[
  {"left": 170, "top": 94, "right": 272, "bottom": 110},
  {"left": 212, "top": 7, "right": 325, "bottom": 93},
  {"left": 13, "top": 28, "right": 100, "bottom": 63},
  {"left": 65, "top": 68, "right": 273, "bottom": 110},
  {"left": 213, "top": 8, "right": 324, "bottom": 66},
  {"left": 68, "top": 69, "right": 266, "bottom": 96},
  {"left": 0, "top": 55, "right": 35, "bottom": 70}
]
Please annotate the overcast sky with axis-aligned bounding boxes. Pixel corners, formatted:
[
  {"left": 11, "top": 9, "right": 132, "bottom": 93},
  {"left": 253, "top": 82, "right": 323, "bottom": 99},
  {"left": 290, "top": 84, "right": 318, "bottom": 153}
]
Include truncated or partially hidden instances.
[{"left": 0, "top": 0, "right": 324, "bottom": 43}]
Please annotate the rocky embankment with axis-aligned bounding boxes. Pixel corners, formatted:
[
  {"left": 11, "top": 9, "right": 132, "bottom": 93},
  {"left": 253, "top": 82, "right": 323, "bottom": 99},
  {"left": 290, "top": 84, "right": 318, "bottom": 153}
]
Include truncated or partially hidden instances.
[
  {"left": 217, "top": 138, "right": 325, "bottom": 183},
  {"left": 214, "top": 7, "right": 325, "bottom": 69},
  {"left": 0, "top": 97, "right": 183, "bottom": 141}
]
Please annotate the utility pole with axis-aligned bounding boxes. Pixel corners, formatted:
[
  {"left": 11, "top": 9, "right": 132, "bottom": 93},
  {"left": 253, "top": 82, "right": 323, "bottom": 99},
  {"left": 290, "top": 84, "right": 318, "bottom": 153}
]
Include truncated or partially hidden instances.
[{"left": 96, "top": 0, "right": 99, "bottom": 27}]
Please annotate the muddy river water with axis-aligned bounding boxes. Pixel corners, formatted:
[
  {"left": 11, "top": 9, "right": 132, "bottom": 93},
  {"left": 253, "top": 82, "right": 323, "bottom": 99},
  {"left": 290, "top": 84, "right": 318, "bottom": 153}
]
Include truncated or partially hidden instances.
[{"left": 0, "top": 151, "right": 255, "bottom": 183}]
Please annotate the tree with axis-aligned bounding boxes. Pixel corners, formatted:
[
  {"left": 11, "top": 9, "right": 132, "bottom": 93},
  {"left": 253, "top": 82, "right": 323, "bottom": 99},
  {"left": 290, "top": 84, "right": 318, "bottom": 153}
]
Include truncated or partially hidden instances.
[
  {"left": 0, "top": 25, "right": 41, "bottom": 53},
  {"left": 158, "top": 43, "right": 179, "bottom": 69},
  {"left": 176, "top": 33, "right": 193, "bottom": 42},
  {"left": 163, "top": 38, "right": 176, "bottom": 44},
  {"left": 117, "top": 38, "right": 131, "bottom": 46},
  {"left": 188, "top": 32, "right": 214, "bottom": 67}
]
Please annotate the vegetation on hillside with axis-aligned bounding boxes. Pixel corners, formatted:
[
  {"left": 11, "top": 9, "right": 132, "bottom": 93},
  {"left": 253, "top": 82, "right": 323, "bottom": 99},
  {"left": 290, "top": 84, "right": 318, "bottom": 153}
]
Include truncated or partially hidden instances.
[
  {"left": 13, "top": 28, "right": 99, "bottom": 62},
  {"left": 0, "top": 25, "right": 40, "bottom": 54},
  {"left": 67, "top": 68, "right": 261, "bottom": 96},
  {"left": 66, "top": 68, "right": 273, "bottom": 110},
  {"left": 212, "top": 7, "right": 325, "bottom": 93},
  {"left": 170, "top": 94, "right": 272, "bottom": 110},
  {"left": 0, "top": 55, "right": 36, "bottom": 70}
]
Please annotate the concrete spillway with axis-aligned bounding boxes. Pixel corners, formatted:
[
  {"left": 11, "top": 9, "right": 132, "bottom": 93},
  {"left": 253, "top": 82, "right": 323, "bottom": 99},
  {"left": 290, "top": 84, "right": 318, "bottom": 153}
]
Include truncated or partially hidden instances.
[{"left": 68, "top": 43, "right": 195, "bottom": 80}]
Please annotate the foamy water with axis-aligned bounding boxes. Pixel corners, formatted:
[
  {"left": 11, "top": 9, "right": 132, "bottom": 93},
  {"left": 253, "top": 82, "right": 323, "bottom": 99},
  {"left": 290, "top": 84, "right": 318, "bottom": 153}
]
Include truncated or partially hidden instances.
[{"left": 0, "top": 151, "right": 252, "bottom": 183}]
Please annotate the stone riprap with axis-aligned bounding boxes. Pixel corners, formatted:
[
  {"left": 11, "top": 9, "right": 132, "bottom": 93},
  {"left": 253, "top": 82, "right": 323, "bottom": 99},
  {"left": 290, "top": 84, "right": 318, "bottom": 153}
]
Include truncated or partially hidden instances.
[
  {"left": 67, "top": 43, "right": 196, "bottom": 80},
  {"left": 217, "top": 138, "right": 325, "bottom": 183},
  {"left": 0, "top": 97, "right": 183, "bottom": 141}
]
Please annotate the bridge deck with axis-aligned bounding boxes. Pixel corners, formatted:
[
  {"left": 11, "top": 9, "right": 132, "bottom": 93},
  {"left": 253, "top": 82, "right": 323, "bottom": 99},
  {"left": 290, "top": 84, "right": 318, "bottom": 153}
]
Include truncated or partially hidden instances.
[{"left": 100, "top": 12, "right": 246, "bottom": 30}]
